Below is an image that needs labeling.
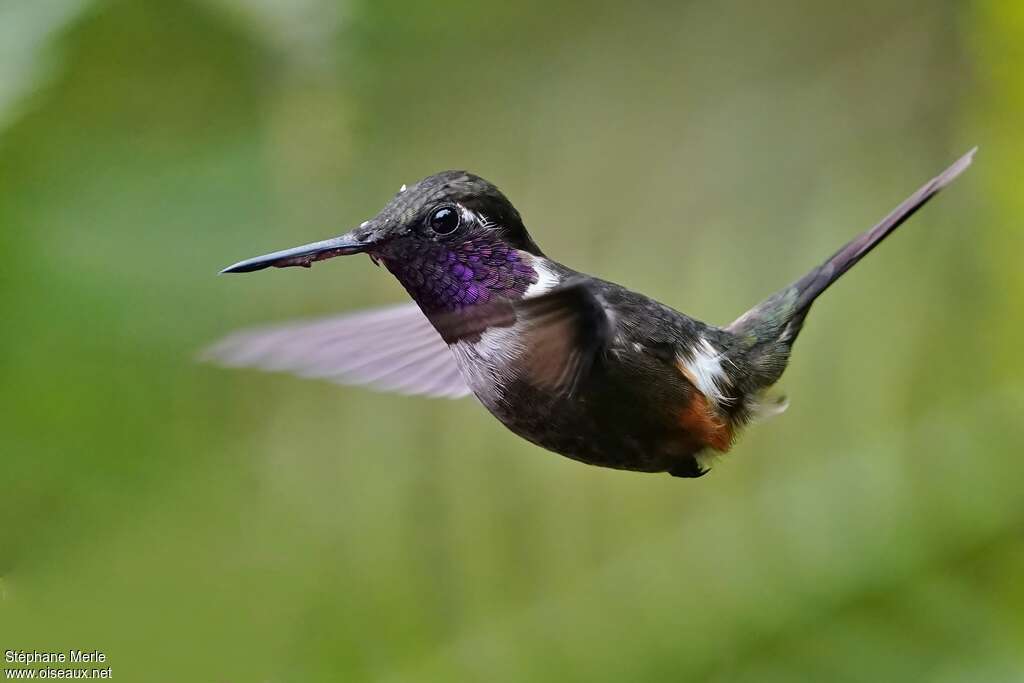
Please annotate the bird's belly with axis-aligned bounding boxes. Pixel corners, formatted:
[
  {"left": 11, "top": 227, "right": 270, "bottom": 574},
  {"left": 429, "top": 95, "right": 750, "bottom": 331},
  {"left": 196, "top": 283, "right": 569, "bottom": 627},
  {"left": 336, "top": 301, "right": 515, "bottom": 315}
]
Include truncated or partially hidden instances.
[{"left": 451, "top": 338, "right": 707, "bottom": 473}]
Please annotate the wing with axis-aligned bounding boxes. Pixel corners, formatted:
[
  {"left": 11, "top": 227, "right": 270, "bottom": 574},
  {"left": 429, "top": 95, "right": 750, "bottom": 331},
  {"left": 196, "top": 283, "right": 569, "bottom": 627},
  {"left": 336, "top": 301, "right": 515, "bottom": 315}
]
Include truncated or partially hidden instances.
[
  {"left": 434, "top": 279, "right": 614, "bottom": 397},
  {"left": 202, "top": 303, "right": 472, "bottom": 399}
]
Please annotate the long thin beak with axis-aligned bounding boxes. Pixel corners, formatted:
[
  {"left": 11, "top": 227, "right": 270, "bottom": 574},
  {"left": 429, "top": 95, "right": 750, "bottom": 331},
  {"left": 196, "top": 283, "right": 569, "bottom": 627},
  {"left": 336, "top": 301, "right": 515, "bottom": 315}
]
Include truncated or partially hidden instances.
[{"left": 220, "top": 231, "right": 373, "bottom": 274}]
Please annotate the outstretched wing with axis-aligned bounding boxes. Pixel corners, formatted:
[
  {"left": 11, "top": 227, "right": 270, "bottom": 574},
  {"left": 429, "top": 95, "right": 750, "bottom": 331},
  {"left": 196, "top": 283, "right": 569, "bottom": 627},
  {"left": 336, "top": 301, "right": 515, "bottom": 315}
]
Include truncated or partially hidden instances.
[{"left": 202, "top": 303, "right": 471, "bottom": 399}]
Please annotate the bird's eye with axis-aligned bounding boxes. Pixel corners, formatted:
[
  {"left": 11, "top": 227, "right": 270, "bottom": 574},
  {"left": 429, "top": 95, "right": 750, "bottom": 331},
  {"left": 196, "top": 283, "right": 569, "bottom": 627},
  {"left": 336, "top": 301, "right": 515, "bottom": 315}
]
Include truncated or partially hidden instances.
[{"left": 429, "top": 206, "right": 460, "bottom": 235}]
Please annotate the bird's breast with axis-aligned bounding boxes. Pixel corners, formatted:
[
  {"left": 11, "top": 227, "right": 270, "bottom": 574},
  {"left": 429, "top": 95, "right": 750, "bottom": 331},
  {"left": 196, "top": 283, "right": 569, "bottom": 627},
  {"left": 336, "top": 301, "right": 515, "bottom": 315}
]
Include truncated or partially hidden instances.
[{"left": 448, "top": 324, "right": 528, "bottom": 406}]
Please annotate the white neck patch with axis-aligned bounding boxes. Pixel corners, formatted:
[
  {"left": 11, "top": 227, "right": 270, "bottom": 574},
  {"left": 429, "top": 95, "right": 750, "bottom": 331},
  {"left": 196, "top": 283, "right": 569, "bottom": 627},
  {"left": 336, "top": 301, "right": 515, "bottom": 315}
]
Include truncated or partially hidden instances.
[{"left": 525, "top": 256, "right": 560, "bottom": 298}]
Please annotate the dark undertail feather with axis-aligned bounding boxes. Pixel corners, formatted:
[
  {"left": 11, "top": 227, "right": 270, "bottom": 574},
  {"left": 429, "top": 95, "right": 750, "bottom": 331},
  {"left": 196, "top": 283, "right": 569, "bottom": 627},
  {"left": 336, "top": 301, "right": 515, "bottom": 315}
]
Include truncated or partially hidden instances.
[{"left": 727, "top": 148, "right": 976, "bottom": 389}]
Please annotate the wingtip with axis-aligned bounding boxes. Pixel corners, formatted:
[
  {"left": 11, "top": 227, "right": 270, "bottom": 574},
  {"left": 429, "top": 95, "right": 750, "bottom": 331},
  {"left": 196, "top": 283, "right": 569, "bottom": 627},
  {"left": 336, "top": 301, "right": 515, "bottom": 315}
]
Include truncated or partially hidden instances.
[
  {"left": 956, "top": 145, "right": 977, "bottom": 166},
  {"left": 960, "top": 145, "right": 979, "bottom": 167},
  {"left": 933, "top": 146, "right": 978, "bottom": 189}
]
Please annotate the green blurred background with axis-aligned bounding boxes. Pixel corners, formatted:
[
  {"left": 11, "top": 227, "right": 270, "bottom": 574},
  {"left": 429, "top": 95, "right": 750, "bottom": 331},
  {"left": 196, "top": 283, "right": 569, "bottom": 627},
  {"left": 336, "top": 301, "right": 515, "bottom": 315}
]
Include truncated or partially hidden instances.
[{"left": 2, "top": 1, "right": 1022, "bottom": 680}]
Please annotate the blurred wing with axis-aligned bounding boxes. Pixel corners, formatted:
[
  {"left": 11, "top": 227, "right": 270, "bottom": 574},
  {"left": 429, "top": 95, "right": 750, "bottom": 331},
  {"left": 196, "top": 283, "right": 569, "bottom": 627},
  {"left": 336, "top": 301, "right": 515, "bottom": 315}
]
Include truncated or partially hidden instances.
[{"left": 202, "top": 303, "right": 471, "bottom": 399}]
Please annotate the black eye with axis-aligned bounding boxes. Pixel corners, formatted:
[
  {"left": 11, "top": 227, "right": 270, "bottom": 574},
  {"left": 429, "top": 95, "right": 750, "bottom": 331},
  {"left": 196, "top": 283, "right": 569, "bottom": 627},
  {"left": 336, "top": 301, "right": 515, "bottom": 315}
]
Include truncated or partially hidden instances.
[{"left": 429, "top": 206, "right": 460, "bottom": 235}]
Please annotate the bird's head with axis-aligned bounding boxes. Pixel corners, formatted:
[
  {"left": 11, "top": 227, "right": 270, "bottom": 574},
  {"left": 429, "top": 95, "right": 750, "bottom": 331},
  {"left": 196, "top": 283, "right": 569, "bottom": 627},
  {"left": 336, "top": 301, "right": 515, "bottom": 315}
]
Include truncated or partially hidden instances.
[{"left": 222, "top": 171, "right": 545, "bottom": 314}]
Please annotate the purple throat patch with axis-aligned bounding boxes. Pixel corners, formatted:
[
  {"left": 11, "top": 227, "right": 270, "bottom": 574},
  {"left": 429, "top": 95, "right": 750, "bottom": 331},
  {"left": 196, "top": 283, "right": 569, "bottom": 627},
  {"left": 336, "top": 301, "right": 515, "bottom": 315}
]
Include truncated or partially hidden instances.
[{"left": 382, "top": 238, "right": 538, "bottom": 314}]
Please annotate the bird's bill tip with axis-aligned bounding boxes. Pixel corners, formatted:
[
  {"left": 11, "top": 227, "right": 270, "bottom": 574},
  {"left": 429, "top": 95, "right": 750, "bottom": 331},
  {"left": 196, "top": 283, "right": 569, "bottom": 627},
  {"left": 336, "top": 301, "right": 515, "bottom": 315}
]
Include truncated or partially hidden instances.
[{"left": 219, "top": 232, "right": 372, "bottom": 275}]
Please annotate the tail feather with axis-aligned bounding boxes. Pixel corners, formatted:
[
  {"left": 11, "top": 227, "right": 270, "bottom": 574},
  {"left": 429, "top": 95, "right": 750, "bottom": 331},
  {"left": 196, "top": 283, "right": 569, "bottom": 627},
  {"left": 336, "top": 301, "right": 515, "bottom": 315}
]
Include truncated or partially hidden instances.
[
  {"left": 726, "top": 148, "right": 975, "bottom": 390},
  {"left": 729, "top": 148, "right": 975, "bottom": 343},
  {"left": 791, "top": 147, "right": 976, "bottom": 312}
]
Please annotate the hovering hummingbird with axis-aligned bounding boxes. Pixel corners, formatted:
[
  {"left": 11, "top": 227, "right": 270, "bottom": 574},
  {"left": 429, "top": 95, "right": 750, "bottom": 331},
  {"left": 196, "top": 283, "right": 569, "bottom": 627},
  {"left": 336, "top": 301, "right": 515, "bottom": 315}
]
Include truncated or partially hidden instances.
[{"left": 208, "top": 149, "right": 975, "bottom": 478}]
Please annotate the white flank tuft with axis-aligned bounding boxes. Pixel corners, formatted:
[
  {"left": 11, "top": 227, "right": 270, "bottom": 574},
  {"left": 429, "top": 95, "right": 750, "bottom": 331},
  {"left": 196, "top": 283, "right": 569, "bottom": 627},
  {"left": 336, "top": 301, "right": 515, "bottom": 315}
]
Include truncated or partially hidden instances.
[{"left": 679, "top": 338, "right": 732, "bottom": 406}]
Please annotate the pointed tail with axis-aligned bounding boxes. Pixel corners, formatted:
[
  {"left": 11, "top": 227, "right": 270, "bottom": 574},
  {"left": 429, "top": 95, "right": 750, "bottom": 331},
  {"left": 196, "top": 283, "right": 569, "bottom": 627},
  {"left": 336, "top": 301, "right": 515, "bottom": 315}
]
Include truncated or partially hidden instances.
[
  {"left": 792, "top": 147, "right": 975, "bottom": 313},
  {"left": 728, "top": 148, "right": 976, "bottom": 378}
]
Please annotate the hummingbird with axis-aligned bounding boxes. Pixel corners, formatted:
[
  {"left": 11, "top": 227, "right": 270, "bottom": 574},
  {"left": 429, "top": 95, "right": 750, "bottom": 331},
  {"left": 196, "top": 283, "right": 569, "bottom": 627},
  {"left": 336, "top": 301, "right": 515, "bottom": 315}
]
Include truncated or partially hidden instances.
[{"left": 208, "top": 149, "right": 975, "bottom": 478}]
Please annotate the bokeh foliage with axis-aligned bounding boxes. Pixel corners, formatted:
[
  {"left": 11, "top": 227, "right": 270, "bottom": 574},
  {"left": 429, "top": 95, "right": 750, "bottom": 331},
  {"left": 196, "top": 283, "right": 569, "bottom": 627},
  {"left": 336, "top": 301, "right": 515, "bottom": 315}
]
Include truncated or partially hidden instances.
[{"left": 1, "top": 1, "right": 1022, "bottom": 680}]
